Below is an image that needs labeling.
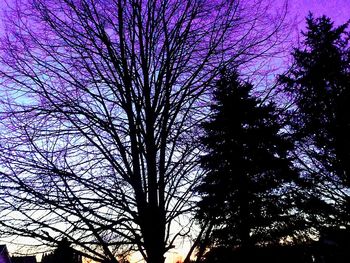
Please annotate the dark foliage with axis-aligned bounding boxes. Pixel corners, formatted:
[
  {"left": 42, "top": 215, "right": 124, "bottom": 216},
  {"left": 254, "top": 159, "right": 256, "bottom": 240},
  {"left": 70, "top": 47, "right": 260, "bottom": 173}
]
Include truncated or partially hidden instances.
[
  {"left": 281, "top": 14, "right": 350, "bottom": 224},
  {"left": 41, "top": 239, "right": 82, "bottom": 263},
  {"left": 199, "top": 227, "right": 350, "bottom": 263},
  {"left": 196, "top": 70, "right": 300, "bottom": 250},
  {"left": 282, "top": 13, "right": 350, "bottom": 180},
  {"left": 11, "top": 256, "right": 37, "bottom": 263},
  {"left": 200, "top": 238, "right": 350, "bottom": 263}
]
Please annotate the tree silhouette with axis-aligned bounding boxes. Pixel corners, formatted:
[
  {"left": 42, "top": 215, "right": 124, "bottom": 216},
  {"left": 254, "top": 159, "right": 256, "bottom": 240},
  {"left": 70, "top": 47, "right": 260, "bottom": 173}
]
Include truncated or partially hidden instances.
[
  {"left": 0, "top": 1, "right": 290, "bottom": 263},
  {"left": 196, "top": 70, "right": 300, "bottom": 258},
  {"left": 281, "top": 14, "right": 350, "bottom": 225},
  {"left": 41, "top": 239, "right": 82, "bottom": 263}
]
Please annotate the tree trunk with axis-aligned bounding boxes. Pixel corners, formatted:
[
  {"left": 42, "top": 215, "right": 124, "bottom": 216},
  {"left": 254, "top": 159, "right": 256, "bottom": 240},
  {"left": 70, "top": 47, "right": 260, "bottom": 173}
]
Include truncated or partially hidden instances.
[{"left": 141, "top": 205, "right": 166, "bottom": 263}]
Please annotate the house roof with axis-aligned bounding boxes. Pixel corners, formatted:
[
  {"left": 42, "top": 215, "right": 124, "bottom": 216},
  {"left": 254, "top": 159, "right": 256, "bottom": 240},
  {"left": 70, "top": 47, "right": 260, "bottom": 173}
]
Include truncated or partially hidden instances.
[
  {"left": 0, "top": 245, "right": 37, "bottom": 263},
  {"left": 0, "top": 245, "right": 11, "bottom": 263}
]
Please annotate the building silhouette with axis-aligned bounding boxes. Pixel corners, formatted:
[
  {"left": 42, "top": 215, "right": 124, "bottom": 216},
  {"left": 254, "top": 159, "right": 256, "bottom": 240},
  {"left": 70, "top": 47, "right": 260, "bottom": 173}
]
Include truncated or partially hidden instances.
[{"left": 0, "top": 245, "right": 37, "bottom": 263}]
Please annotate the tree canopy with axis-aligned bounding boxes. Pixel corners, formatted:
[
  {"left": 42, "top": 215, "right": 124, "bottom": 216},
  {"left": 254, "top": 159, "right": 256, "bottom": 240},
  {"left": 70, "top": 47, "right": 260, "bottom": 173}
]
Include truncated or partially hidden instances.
[
  {"left": 281, "top": 14, "right": 350, "bottom": 226},
  {"left": 196, "top": 70, "right": 301, "bottom": 253},
  {"left": 0, "top": 1, "right": 289, "bottom": 263}
]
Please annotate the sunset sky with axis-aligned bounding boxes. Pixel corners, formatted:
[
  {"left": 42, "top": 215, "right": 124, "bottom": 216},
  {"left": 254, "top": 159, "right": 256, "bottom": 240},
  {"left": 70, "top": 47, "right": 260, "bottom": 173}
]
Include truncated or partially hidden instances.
[{"left": 0, "top": 1, "right": 348, "bottom": 263}]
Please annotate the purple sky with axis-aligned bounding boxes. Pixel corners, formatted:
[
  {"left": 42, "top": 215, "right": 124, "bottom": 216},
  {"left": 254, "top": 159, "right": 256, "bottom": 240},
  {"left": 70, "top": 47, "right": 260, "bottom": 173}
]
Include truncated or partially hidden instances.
[
  {"left": 0, "top": 0, "right": 348, "bottom": 261},
  {"left": 1, "top": 0, "right": 349, "bottom": 23},
  {"left": 0, "top": 0, "right": 349, "bottom": 32},
  {"left": 289, "top": 0, "right": 350, "bottom": 26}
]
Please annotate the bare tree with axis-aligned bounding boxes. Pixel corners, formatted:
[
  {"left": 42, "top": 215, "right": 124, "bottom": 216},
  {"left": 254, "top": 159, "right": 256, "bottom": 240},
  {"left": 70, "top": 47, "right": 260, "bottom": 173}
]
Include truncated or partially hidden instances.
[{"left": 0, "top": 0, "right": 288, "bottom": 262}]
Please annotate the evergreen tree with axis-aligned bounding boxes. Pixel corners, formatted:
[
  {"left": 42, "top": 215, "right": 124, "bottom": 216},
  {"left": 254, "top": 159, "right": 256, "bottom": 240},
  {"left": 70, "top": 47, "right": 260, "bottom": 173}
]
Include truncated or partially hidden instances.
[
  {"left": 41, "top": 239, "right": 82, "bottom": 263},
  {"left": 281, "top": 14, "right": 350, "bottom": 224},
  {"left": 196, "top": 70, "right": 299, "bottom": 253}
]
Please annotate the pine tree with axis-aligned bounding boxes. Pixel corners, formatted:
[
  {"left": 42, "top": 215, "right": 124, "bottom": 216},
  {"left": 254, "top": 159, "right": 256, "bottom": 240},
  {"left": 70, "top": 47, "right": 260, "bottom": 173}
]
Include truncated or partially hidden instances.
[
  {"left": 196, "top": 70, "right": 299, "bottom": 253},
  {"left": 283, "top": 14, "right": 350, "bottom": 180},
  {"left": 281, "top": 14, "right": 350, "bottom": 223},
  {"left": 41, "top": 239, "right": 82, "bottom": 263}
]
